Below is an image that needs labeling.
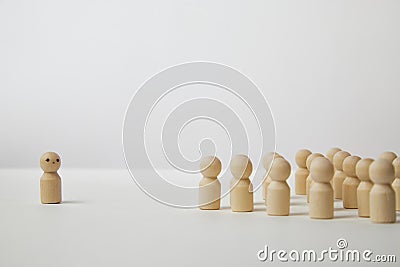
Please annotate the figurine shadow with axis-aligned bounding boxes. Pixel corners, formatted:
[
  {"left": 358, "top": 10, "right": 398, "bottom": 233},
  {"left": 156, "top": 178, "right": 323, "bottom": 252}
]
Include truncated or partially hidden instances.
[
  {"left": 62, "top": 200, "right": 86, "bottom": 204},
  {"left": 253, "top": 207, "right": 266, "bottom": 212},
  {"left": 334, "top": 214, "right": 358, "bottom": 219},
  {"left": 290, "top": 212, "right": 308, "bottom": 216},
  {"left": 290, "top": 201, "right": 307, "bottom": 206},
  {"left": 290, "top": 195, "right": 305, "bottom": 200}
]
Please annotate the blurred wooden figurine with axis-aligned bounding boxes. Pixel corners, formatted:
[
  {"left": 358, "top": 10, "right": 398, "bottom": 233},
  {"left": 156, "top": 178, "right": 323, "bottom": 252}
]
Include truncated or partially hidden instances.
[
  {"left": 230, "top": 155, "right": 253, "bottom": 212},
  {"left": 306, "top": 153, "right": 324, "bottom": 203},
  {"left": 342, "top": 156, "right": 361, "bottom": 209},
  {"left": 391, "top": 158, "right": 400, "bottom": 211},
  {"left": 369, "top": 159, "right": 396, "bottom": 223},
  {"left": 309, "top": 157, "right": 334, "bottom": 219},
  {"left": 295, "top": 149, "right": 311, "bottom": 195},
  {"left": 356, "top": 158, "right": 374, "bottom": 217},
  {"left": 267, "top": 158, "right": 291, "bottom": 216},
  {"left": 199, "top": 156, "right": 222, "bottom": 210},
  {"left": 332, "top": 151, "right": 351, "bottom": 199},
  {"left": 262, "top": 152, "right": 283, "bottom": 202}
]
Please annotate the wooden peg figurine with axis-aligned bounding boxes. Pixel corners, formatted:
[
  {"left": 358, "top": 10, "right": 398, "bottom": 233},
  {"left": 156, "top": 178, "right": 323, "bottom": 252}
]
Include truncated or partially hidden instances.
[
  {"left": 309, "top": 157, "right": 334, "bottom": 219},
  {"left": 262, "top": 152, "right": 283, "bottom": 201},
  {"left": 267, "top": 158, "right": 291, "bottom": 216},
  {"left": 332, "top": 151, "right": 351, "bottom": 199},
  {"left": 356, "top": 158, "right": 374, "bottom": 217},
  {"left": 369, "top": 159, "right": 396, "bottom": 223},
  {"left": 40, "top": 152, "right": 62, "bottom": 204},
  {"left": 378, "top": 151, "right": 397, "bottom": 163},
  {"left": 342, "top": 156, "right": 361, "bottom": 209},
  {"left": 306, "top": 153, "right": 324, "bottom": 203},
  {"left": 295, "top": 149, "right": 311, "bottom": 195},
  {"left": 392, "top": 158, "right": 400, "bottom": 211},
  {"left": 199, "top": 156, "right": 222, "bottom": 210},
  {"left": 326, "top": 147, "right": 341, "bottom": 163},
  {"left": 230, "top": 155, "right": 253, "bottom": 212}
]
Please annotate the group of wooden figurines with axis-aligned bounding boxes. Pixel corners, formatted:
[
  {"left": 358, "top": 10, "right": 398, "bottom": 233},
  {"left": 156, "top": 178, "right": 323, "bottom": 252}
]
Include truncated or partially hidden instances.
[
  {"left": 198, "top": 148, "right": 400, "bottom": 224},
  {"left": 39, "top": 149, "right": 399, "bottom": 224}
]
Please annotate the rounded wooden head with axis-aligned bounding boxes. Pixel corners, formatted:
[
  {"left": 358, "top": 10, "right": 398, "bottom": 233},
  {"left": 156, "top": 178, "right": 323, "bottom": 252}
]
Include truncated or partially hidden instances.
[
  {"left": 230, "top": 154, "right": 253, "bottom": 179},
  {"left": 269, "top": 158, "right": 291, "bottom": 182},
  {"left": 262, "top": 152, "right": 282, "bottom": 170},
  {"left": 306, "top": 153, "right": 324, "bottom": 170},
  {"left": 379, "top": 151, "right": 397, "bottom": 163},
  {"left": 326, "top": 147, "right": 341, "bottom": 163},
  {"left": 393, "top": 158, "right": 400, "bottom": 179},
  {"left": 355, "top": 158, "right": 374, "bottom": 182},
  {"left": 343, "top": 156, "right": 361, "bottom": 177},
  {"left": 369, "top": 159, "right": 395, "bottom": 184},
  {"left": 333, "top": 151, "right": 351, "bottom": 171},
  {"left": 295, "top": 149, "right": 312, "bottom": 168},
  {"left": 310, "top": 157, "right": 334, "bottom": 183},
  {"left": 40, "top": 152, "right": 61, "bottom": 172},
  {"left": 200, "top": 156, "right": 221, "bottom": 177}
]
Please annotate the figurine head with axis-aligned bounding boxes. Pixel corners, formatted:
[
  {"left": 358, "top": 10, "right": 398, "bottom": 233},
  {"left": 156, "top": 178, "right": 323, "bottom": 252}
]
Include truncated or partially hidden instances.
[
  {"left": 379, "top": 151, "right": 397, "bottom": 163},
  {"left": 333, "top": 151, "right": 351, "bottom": 171},
  {"left": 295, "top": 149, "right": 312, "bottom": 168},
  {"left": 370, "top": 159, "right": 395, "bottom": 185},
  {"left": 343, "top": 156, "right": 361, "bottom": 178},
  {"left": 310, "top": 157, "right": 334, "bottom": 183},
  {"left": 306, "top": 153, "right": 324, "bottom": 171},
  {"left": 40, "top": 152, "right": 61, "bottom": 172},
  {"left": 356, "top": 158, "right": 374, "bottom": 182},
  {"left": 326, "top": 147, "right": 342, "bottom": 163},
  {"left": 230, "top": 154, "right": 253, "bottom": 179},
  {"left": 262, "top": 152, "right": 282, "bottom": 170},
  {"left": 269, "top": 158, "right": 291, "bottom": 182},
  {"left": 200, "top": 156, "right": 221, "bottom": 178},
  {"left": 393, "top": 158, "right": 400, "bottom": 179}
]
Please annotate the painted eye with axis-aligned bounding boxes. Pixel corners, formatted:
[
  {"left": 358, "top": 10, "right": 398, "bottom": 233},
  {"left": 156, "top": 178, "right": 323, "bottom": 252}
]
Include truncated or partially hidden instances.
[
  {"left": 46, "top": 158, "right": 50, "bottom": 162},
  {"left": 56, "top": 159, "right": 60, "bottom": 162}
]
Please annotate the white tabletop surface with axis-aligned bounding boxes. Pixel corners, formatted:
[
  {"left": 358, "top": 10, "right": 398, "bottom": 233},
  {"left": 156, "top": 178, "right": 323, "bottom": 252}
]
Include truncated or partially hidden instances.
[{"left": 0, "top": 169, "right": 399, "bottom": 266}]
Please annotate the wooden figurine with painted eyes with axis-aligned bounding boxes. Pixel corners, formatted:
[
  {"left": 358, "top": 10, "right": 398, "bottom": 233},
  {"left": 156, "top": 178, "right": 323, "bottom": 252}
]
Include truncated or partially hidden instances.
[{"left": 40, "top": 152, "right": 62, "bottom": 204}]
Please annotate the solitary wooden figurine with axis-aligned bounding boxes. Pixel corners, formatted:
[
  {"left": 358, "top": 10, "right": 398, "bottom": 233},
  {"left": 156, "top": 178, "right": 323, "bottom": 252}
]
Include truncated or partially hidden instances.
[
  {"left": 40, "top": 152, "right": 62, "bottom": 204},
  {"left": 199, "top": 156, "right": 222, "bottom": 210},
  {"left": 230, "top": 155, "right": 253, "bottom": 212},
  {"left": 262, "top": 152, "right": 283, "bottom": 201},
  {"left": 309, "top": 157, "right": 334, "bottom": 219},
  {"left": 369, "top": 159, "right": 396, "bottom": 223},
  {"left": 306, "top": 153, "right": 324, "bottom": 203},
  {"left": 332, "top": 151, "right": 351, "bottom": 199},
  {"left": 356, "top": 158, "right": 374, "bottom": 217},
  {"left": 342, "top": 156, "right": 361, "bottom": 209},
  {"left": 267, "top": 158, "right": 291, "bottom": 216},
  {"left": 295, "top": 149, "right": 311, "bottom": 195},
  {"left": 392, "top": 158, "right": 400, "bottom": 211}
]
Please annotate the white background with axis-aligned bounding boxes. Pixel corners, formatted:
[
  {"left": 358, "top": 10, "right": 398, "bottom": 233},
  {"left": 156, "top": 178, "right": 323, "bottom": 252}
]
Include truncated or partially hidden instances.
[{"left": 1, "top": 0, "right": 400, "bottom": 169}]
